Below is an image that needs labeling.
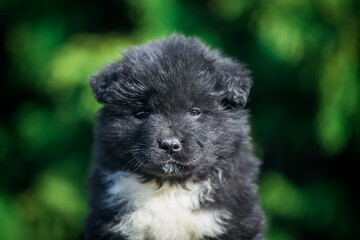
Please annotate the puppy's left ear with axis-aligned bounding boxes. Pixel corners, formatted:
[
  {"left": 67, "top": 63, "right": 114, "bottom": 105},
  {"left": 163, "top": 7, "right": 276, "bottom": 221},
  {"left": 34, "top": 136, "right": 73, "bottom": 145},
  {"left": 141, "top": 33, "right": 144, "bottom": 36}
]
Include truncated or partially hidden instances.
[{"left": 213, "top": 57, "right": 253, "bottom": 109}]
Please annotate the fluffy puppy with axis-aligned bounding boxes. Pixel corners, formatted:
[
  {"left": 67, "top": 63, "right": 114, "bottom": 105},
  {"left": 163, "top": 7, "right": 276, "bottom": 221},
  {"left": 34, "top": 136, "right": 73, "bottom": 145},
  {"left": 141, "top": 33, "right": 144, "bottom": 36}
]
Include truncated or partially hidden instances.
[{"left": 84, "top": 34, "right": 265, "bottom": 240}]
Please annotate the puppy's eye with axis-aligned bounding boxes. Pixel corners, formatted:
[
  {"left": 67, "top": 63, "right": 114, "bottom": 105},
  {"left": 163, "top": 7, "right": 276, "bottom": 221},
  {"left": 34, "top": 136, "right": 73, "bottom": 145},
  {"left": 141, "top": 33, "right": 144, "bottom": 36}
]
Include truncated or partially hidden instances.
[
  {"left": 135, "top": 111, "right": 151, "bottom": 119},
  {"left": 189, "top": 108, "right": 201, "bottom": 116}
]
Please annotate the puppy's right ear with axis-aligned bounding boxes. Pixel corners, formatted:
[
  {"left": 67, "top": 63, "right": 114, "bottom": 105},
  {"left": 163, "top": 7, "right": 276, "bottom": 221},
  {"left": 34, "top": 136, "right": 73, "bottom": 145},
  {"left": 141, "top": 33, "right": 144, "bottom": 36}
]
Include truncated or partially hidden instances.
[{"left": 89, "top": 61, "right": 121, "bottom": 104}]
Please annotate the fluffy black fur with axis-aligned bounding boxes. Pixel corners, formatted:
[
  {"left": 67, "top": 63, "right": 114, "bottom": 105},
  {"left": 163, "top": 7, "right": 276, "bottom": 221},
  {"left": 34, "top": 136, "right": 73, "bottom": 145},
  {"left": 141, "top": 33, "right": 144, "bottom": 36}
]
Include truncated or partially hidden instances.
[{"left": 85, "top": 34, "right": 265, "bottom": 240}]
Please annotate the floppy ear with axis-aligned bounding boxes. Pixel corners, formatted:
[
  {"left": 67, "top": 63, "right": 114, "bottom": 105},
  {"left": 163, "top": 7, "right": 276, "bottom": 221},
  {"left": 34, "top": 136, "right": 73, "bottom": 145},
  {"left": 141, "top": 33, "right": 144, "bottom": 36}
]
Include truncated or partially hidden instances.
[
  {"left": 213, "top": 57, "right": 253, "bottom": 109},
  {"left": 89, "top": 61, "right": 121, "bottom": 105}
]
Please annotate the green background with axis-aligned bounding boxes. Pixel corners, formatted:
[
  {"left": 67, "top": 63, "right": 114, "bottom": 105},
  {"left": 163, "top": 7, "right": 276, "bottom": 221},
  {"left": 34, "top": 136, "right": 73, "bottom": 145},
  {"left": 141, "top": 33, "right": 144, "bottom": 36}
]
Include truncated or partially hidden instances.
[{"left": 0, "top": 0, "right": 359, "bottom": 239}]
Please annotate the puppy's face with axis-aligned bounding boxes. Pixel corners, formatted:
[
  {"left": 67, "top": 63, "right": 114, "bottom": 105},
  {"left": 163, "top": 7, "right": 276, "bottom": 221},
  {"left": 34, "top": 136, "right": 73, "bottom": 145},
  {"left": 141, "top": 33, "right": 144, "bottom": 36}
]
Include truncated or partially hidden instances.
[
  {"left": 102, "top": 88, "right": 225, "bottom": 178},
  {"left": 91, "top": 36, "right": 252, "bottom": 179}
]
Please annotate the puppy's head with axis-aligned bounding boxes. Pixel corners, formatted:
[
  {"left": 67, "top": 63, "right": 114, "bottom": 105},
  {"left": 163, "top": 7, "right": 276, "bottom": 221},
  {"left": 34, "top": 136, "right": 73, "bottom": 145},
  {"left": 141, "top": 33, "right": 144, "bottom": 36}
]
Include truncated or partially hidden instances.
[{"left": 90, "top": 35, "right": 252, "bottom": 180}]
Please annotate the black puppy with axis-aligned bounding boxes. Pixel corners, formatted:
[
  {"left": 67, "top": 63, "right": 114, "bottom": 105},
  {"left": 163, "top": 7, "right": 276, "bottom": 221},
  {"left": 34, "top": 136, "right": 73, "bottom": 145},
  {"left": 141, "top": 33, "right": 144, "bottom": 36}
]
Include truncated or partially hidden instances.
[{"left": 84, "top": 34, "right": 265, "bottom": 240}]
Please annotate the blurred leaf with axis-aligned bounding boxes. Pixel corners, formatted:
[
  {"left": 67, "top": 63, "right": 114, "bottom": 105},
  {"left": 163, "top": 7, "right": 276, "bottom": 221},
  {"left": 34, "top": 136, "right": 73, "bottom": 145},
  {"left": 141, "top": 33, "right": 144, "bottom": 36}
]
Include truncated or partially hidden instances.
[
  {"left": 0, "top": 125, "right": 10, "bottom": 162},
  {"left": 253, "top": 7, "right": 306, "bottom": 63},
  {"left": 12, "top": 157, "right": 88, "bottom": 240},
  {"left": 15, "top": 103, "right": 58, "bottom": 153},
  {"left": 316, "top": 23, "right": 359, "bottom": 156},
  {"left": 267, "top": 228, "right": 297, "bottom": 240},
  {"left": 316, "top": 107, "right": 349, "bottom": 155},
  {"left": 260, "top": 172, "right": 353, "bottom": 238},
  {"left": 209, "top": 0, "right": 251, "bottom": 21},
  {"left": 315, "top": 0, "right": 352, "bottom": 23},
  {"left": 46, "top": 33, "right": 132, "bottom": 92},
  {"left": 260, "top": 172, "right": 306, "bottom": 219},
  {"left": 126, "top": 0, "right": 181, "bottom": 38},
  {"left": 37, "top": 174, "right": 85, "bottom": 218},
  {"left": 0, "top": 193, "right": 23, "bottom": 240},
  {"left": 5, "top": 20, "right": 65, "bottom": 88}
]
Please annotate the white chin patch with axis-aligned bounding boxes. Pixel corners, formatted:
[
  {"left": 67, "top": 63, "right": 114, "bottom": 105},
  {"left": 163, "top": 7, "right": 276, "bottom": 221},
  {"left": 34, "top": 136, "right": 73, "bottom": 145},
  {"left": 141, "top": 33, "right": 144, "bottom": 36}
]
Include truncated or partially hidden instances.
[
  {"left": 103, "top": 170, "right": 230, "bottom": 240},
  {"left": 162, "top": 163, "right": 180, "bottom": 174}
]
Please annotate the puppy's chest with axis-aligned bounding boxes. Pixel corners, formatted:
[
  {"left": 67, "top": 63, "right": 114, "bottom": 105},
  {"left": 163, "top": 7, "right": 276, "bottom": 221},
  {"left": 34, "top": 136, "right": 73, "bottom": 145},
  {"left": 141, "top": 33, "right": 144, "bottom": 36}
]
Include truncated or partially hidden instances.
[{"left": 105, "top": 173, "right": 227, "bottom": 240}]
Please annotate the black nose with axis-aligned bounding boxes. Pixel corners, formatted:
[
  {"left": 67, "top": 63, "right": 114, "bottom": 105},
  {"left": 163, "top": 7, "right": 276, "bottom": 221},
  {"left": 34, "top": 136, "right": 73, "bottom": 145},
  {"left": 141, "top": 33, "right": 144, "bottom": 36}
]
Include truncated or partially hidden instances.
[{"left": 159, "top": 139, "right": 182, "bottom": 154}]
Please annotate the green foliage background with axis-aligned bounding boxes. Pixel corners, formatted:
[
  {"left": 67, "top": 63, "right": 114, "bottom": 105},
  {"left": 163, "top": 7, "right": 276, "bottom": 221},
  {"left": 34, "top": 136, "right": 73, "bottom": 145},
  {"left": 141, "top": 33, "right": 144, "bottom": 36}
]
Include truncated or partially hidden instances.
[{"left": 0, "top": 0, "right": 359, "bottom": 239}]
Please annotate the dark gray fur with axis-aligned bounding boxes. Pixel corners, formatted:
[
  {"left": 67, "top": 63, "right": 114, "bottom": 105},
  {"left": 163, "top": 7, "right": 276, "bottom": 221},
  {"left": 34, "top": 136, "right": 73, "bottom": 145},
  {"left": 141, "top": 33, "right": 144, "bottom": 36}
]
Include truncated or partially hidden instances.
[{"left": 84, "top": 34, "right": 265, "bottom": 240}]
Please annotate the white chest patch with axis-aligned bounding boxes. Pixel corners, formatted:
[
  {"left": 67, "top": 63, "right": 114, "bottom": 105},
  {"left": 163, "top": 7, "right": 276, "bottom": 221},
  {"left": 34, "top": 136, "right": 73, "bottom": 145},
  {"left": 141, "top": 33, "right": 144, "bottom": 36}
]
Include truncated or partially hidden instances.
[{"left": 103, "top": 171, "right": 229, "bottom": 240}]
